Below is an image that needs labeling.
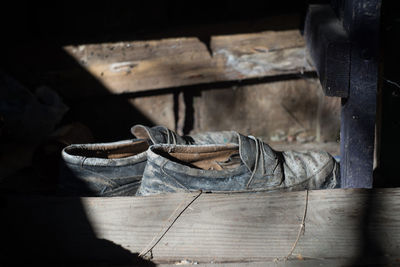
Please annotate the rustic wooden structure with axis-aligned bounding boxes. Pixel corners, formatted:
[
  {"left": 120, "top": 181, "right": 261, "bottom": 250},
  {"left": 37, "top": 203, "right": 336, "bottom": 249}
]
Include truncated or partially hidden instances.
[{"left": 1, "top": 2, "right": 388, "bottom": 266}]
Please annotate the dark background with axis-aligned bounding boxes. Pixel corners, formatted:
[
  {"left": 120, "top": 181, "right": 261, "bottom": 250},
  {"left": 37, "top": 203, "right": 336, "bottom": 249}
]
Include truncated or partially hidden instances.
[{"left": 0, "top": 1, "right": 309, "bottom": 45}]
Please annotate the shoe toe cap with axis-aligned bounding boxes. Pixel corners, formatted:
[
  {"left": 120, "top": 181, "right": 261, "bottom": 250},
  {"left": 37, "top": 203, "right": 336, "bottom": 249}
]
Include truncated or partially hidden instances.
[{"left": 282, "top": 150, "right": 338, "bottom": 190}]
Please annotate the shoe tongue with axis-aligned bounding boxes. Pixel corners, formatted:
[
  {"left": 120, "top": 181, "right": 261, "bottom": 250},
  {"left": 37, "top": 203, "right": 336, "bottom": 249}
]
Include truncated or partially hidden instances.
[
  {"left": 131, "top": 125, "right": 187, "bottom": 144},
  {"left": 237, "top": 133, "right": 277, "bottom": 172}
]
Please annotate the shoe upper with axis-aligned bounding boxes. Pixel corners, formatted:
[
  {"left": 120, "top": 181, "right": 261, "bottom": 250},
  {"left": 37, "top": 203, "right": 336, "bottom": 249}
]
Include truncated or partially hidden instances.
[
  {"left": 136, "top": 133, "right": 340, "bottom": 196},
  {"left": 190, "top": 130, "right": 239, "bottom": 145},
  {"left": 136, "top": 143, "right": 248, "bottom": 195}
]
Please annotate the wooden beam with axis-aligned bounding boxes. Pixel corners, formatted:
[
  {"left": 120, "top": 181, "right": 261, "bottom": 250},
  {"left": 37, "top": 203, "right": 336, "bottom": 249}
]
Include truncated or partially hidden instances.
[
  {"left": 2, "top": 188, "right": 399, "bottom": 265},
  {"left": 304, "top": 5, "right": 351, "bottom": 97},
  {"left": 339, "top": 0, "right": 381, "bottom": 188},
  {"left": 211, "top": 30, "right": 309, "bottom": 79},
  {"left": 55, "top": 30, "right": 313, "bottom": 97}
]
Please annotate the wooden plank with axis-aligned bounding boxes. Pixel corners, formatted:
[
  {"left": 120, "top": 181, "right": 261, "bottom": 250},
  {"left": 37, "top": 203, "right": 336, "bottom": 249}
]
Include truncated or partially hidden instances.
[
  {"left": 57, "top": 30, "right": 313, "bottom": 97},
  {"left": 211, "top": 30, "right": 310, "bottom": 79},
  {"left": 158, "top": 258, "right": 378, "bottom": 267},
  {"left": 2, "top": 188, "right": 400, "bottom": 265},
  {"left": 62, "top": 38, "right": 215, "bottom": 96},
  {"left": 304, "top": 5, "right": 351, "bottom": 97}
]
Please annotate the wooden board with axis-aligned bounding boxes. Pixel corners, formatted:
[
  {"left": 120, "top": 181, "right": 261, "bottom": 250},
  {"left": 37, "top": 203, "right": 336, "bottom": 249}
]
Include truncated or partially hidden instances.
[
  {"left": 2, "top": 188, "right": 399, "bottom": 265},
  {"left": 211, "top": 30, "right": 309, "bottom": 79},
  {"left": 58, "top": 30, "right": 313, "bottom": 97},
  {"left": 157, "top": 258, "right": 381, "bottom": 267}
]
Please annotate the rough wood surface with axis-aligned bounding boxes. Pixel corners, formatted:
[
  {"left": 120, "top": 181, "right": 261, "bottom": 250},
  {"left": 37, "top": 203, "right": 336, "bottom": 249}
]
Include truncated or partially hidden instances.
[
  {"left": 211, "top": 30, "right": 309, "bottom": 79},
  {"left": 58, "top": 30, "right": 313, "bottom": 97},
  {"left": 192, "top": 79, "right": 340, "bottom": 144},
  {"left": 2, "top": 188, "right": 399, "bottom": 265},
  {"left": 157, "top": 258, "right": 379, "bottom": 267}
]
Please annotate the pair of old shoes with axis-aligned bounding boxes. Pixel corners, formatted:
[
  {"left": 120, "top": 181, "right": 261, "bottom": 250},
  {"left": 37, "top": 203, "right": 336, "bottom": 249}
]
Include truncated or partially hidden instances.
[{"left": 59, "top": 125, "right": 340, "bottom": 197}]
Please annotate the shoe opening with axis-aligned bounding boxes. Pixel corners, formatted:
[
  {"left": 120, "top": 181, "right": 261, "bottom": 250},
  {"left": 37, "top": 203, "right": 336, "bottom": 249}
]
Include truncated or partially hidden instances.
[
  {"left": 65, "top": 140, "right": 149, "bottom": 159},
  {"left": 154, "top": 145, "right": 242, "bottom": 170}
]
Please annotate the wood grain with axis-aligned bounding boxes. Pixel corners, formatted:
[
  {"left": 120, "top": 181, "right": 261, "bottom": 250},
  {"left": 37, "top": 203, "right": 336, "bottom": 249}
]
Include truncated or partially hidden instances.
[
  {"left": 157, "top": 258, "right": 378, "bottom": 267},
  {"left": 192, "top": 78, "right": 341, "bottom": 144},
  {"left": 211, "top": 30, "right": 310, "bottom": 79},
  {"left": 3, "top": 188, "right": 400, "bottom": 264},
  {"left": 58, "top": 30, "right": 313, "bottom": 97}
]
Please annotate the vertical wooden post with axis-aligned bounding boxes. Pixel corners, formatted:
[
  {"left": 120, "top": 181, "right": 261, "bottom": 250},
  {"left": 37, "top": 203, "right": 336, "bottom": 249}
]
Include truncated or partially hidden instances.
[{"left": 340, "top": 0, "right": 381, "bottom": 188}]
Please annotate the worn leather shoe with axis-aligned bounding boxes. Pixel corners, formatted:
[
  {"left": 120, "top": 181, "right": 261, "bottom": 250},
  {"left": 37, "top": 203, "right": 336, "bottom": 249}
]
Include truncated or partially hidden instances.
[
  {"left": 136, "top": 133, "right": 340, "bottom": 196},
  {"left": 59, "top": 125, "right": 192, "bottom": 196}
]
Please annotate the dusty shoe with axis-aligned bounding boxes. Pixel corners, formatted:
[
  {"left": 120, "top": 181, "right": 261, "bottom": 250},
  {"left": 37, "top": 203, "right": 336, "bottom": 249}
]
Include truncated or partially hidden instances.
[
  {"left": 136, "top": 133, "right": 340, "bottom": 196},
  {"left": 60, "top": 125, "right": 192, "bottom": 196}
]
